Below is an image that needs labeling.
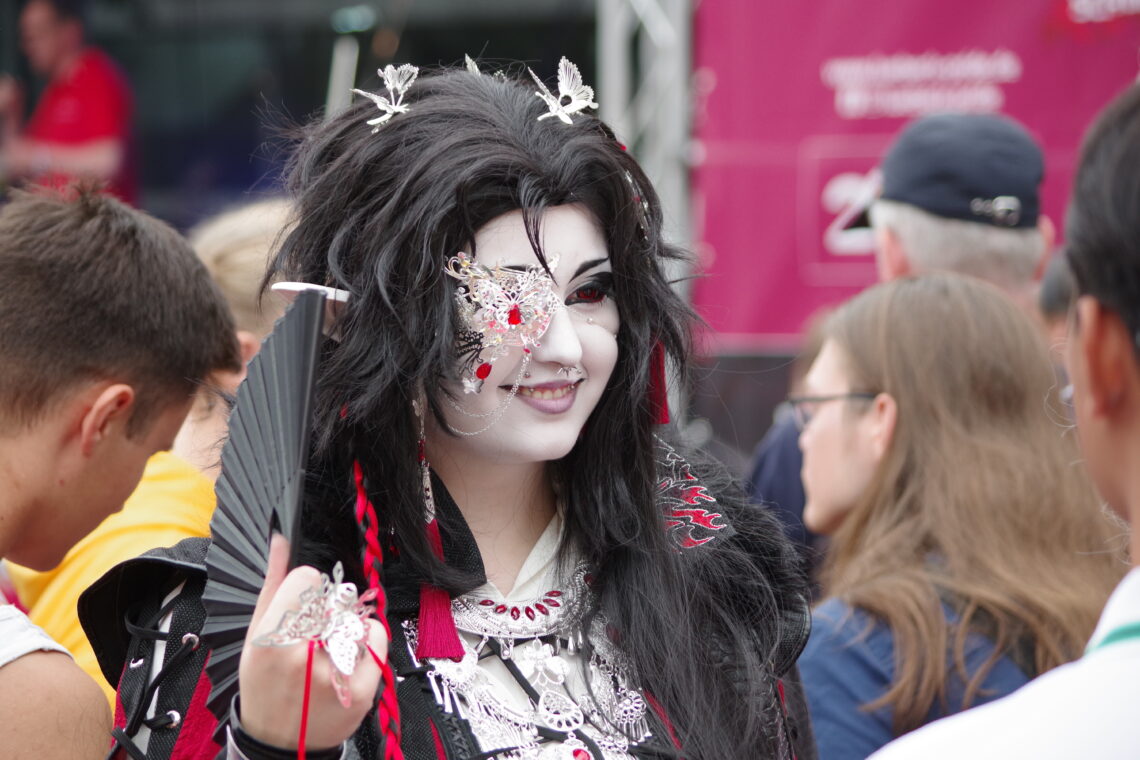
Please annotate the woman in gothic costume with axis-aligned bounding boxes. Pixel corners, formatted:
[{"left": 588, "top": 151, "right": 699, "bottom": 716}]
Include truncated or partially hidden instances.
[{"left": 79, "top": 58, "right": 812, "bottom": 760}]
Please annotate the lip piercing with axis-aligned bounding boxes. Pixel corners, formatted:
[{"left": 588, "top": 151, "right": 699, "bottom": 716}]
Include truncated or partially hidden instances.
[{"left": 558, "top": 365, "right": 584, "bottom": 377}]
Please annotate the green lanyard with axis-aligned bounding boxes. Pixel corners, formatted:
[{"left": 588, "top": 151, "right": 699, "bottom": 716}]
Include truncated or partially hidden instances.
[{"left": 1086, "top": 621, "right": 1140, "bottom": 655}]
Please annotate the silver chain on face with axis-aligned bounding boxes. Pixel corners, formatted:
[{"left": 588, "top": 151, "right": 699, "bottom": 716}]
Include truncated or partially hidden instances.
[{"left": 442, "top": 351, "right": 531, "bottom": 436}]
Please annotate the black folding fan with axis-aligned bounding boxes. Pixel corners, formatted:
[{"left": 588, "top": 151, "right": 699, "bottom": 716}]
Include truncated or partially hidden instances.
[{"left": 201, "top": 287, "right": 326, "bottom": 740}]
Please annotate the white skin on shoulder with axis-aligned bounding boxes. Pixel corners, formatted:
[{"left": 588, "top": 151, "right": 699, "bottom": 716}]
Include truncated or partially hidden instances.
[
  {"left": 0, "top": 648, "right": 112, "bottom": 760},
  {"left": 238, "top": 203, "right": 620, "bottom": 749},
  {"left": 797, "top": 339, "right": 894, "bottom": 536}
]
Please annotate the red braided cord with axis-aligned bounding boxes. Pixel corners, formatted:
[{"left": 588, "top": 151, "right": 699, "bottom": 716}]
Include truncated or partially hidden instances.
[
  {"left": 355, "top": 461, "right": 384, "bottom": 591},
  {"left": 367, "top": 644, "right": 404, "bottom": 760},
  {"left": 354, "top": 461, "right": 405, "bottom": 759}
]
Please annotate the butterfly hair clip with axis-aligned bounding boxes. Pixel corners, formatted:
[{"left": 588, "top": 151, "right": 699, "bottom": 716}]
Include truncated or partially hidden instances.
[
  {"left": 351, "top": 63, "right": 419, "bottom": 132},
  {"left": 465, "top": 54, "right": 506, "bottom": 80},
  {"left": 528, "top": 56, "right": 599, "bottom": 124}
]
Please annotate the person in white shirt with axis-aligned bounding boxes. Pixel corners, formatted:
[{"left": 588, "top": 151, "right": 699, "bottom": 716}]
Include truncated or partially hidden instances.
[
  {"left": 0, "top": 188, "right": 240, "bottom": 758},
  {"left": 870, "top": 82, "right": 1140, "bottom": 760}
]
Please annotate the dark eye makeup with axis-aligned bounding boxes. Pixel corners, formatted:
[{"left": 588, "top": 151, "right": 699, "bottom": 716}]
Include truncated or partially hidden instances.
[{"left": 566, "top": 271, "right": 614, "bottom": 305}]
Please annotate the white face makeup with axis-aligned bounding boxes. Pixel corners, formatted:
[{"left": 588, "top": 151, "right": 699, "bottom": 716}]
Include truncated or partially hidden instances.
[{"left": 431, "top": 204, "right": 619, "bottom": 466}]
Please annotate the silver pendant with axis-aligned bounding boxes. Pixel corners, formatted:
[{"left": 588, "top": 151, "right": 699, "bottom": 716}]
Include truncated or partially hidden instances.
[{"left": 537, "top": 690, "right": 585, "bottom": 732}]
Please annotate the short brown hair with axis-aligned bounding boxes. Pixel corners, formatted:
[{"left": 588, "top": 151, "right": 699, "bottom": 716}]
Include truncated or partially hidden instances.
[{"left": 0, "top": 189, "right": 240, "bottom": 434}]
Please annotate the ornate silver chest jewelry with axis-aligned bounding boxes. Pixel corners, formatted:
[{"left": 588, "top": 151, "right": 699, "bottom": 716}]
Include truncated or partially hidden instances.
[{"left": 402, "top": 564, "right": 652, "bottom": 759}]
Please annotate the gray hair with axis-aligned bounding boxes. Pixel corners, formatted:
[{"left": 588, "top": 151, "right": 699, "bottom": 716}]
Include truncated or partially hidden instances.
[{"left": 870, "top": 199, "right": 1044, "bottom": 290}]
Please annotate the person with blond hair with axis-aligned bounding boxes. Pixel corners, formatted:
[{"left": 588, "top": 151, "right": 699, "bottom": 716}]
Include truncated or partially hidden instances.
[
  {"left": 189, "top": 197, "right": 291, "bottom": 342},
  {"left": 750, "top": 112, "right": 1055, "bottom": 576},
  {"left": 792, "top": 273, "right": 1125, "bottom": 759}
]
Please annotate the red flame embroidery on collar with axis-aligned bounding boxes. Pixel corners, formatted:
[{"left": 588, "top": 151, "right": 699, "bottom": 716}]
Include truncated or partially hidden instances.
[{"left": 655, "top": 437, "right": 732, "bottom": 551}]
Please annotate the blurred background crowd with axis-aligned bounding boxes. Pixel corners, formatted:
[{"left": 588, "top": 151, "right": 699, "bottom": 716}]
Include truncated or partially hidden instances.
[{"left": 1, "top": 1, "right": 1139, "bottom": 758}]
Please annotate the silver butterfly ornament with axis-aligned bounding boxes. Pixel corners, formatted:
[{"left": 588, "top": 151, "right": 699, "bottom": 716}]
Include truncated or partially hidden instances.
[
  {"left": 352, "top": 63, "right": 419, "bottom": 132},
  {"left": 254, "top": 562, "right": 378, "bottom": 707},
  {"left": 529, "top": 56, "right": 599, "bottom": 124}
]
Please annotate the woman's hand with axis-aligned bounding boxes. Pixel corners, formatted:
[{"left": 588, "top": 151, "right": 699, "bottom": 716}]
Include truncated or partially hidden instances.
[{"left": 237, "top": 534, "right": 388, "bottom": 751}]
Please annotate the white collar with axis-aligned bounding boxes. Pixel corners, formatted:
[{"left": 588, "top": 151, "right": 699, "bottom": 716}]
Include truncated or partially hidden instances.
[
  {"left": 1087, "top": 566, "right": 1140, "bottom": 650},
  {"left": 486, "top": 511, "right": 566, "bottom": 600}
]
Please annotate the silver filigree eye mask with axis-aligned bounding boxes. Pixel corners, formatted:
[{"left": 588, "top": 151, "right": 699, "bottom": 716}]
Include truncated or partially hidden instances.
[{"left": 444, "top": 251, "right": 561, "bottom": 393}]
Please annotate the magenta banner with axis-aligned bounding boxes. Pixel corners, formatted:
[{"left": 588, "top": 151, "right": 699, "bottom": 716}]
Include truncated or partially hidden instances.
[{"left": 692, "top": 0, "right": 1140, "bottom": 352}]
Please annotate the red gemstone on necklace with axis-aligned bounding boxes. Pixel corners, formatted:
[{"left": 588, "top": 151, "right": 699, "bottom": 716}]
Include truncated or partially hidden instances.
[
  {"left": 546, "top": 599, "right": 561, "bottom": 608},
  {"left": 494, "top": 604, "right": 508, "bottom": 614},
  {"left": 547, "top": 590, "right": 563, "bottom": 597},
  {"left": 525, "top": 607, "right": 536, "bottom": 620},
  {"left": 475, "top": 363, "right": 492, "bottom": 380},
  {"left": 510, "top": 607, "right": 521, "bottom": 620},
  {"left": 573, "top": 750, "right": 592, "bottom": 760},
  {"left": 479, "top": 599, "right": 495, "bottom": 607},
  {"left": 508, "top": 305, "right": 522, "bottom": 325},
  {"left": 535, "top": 604, "right": 548, "bottom": 615}
]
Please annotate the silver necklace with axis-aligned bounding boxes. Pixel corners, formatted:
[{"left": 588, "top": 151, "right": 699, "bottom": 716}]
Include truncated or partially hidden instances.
[{"left": 403, "top": 565, "right": 651, "bottom": 759}]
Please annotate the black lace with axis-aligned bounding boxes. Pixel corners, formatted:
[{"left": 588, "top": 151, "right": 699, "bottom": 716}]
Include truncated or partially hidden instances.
[{"left": 103, "top": 595, "right": 201, "bottom": 760}]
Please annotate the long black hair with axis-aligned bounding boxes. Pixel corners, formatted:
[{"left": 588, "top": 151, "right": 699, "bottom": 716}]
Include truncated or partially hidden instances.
[{"left": 271, "top": 63, "right": 806, "bottom": 758}]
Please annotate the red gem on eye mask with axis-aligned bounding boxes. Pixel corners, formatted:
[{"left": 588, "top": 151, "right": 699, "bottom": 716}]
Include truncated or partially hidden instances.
[
  {"left": 508, "top": 305, "right": 522, "bottom": 325},
  {"left": 476, "top": 363, "right": 492, "bottom": 379}
]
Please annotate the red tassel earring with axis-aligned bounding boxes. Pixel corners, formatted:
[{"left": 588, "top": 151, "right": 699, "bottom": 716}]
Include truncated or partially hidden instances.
[
  {"left": 649, "top": 342, "right": 670, "bottom": 425},
  {"left": 413, "top": 401, "right": 464, "bottom": 660}
]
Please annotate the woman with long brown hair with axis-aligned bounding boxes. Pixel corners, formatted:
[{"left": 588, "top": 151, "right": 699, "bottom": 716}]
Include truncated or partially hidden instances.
[{"left": 792, "top": 273, "right": 1125, "bottom": 759}]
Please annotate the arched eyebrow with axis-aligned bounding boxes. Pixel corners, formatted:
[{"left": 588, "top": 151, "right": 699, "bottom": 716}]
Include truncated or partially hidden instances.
[
  {"left": 569, "top": 257, "right": 609, "bottom": 281},
  {"left": 502, "top": 256, "right": 610, "bottom": 284}
]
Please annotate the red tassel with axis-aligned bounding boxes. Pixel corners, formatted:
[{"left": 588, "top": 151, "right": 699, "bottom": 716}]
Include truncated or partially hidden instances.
[
  {"left": 415, "top": 519, "right": 464, "bottom": 660},
  {"left": 649, "top": 342, "right": 670, "bottom": 424}
]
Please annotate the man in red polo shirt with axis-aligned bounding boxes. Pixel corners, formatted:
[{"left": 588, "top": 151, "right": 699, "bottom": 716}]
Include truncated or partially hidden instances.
[{"left": 0, "top": 0, "right": 136, "bottom": 204}]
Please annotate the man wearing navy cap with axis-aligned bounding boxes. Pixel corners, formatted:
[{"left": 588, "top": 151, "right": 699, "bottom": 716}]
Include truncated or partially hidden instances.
[
  {"left": 750, "top": 112, "right": 1056, "bottom": 569},
  {"left": 867, "top": 112, "right": 1055, "bottom": 312},
  {"left": 783, "top": 113, "right": 1064, "bottom": 760}
]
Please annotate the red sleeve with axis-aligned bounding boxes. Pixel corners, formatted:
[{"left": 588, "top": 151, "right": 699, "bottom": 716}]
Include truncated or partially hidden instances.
[{"left": 72, "top": 50, "right": 132, "bottom": 139}]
